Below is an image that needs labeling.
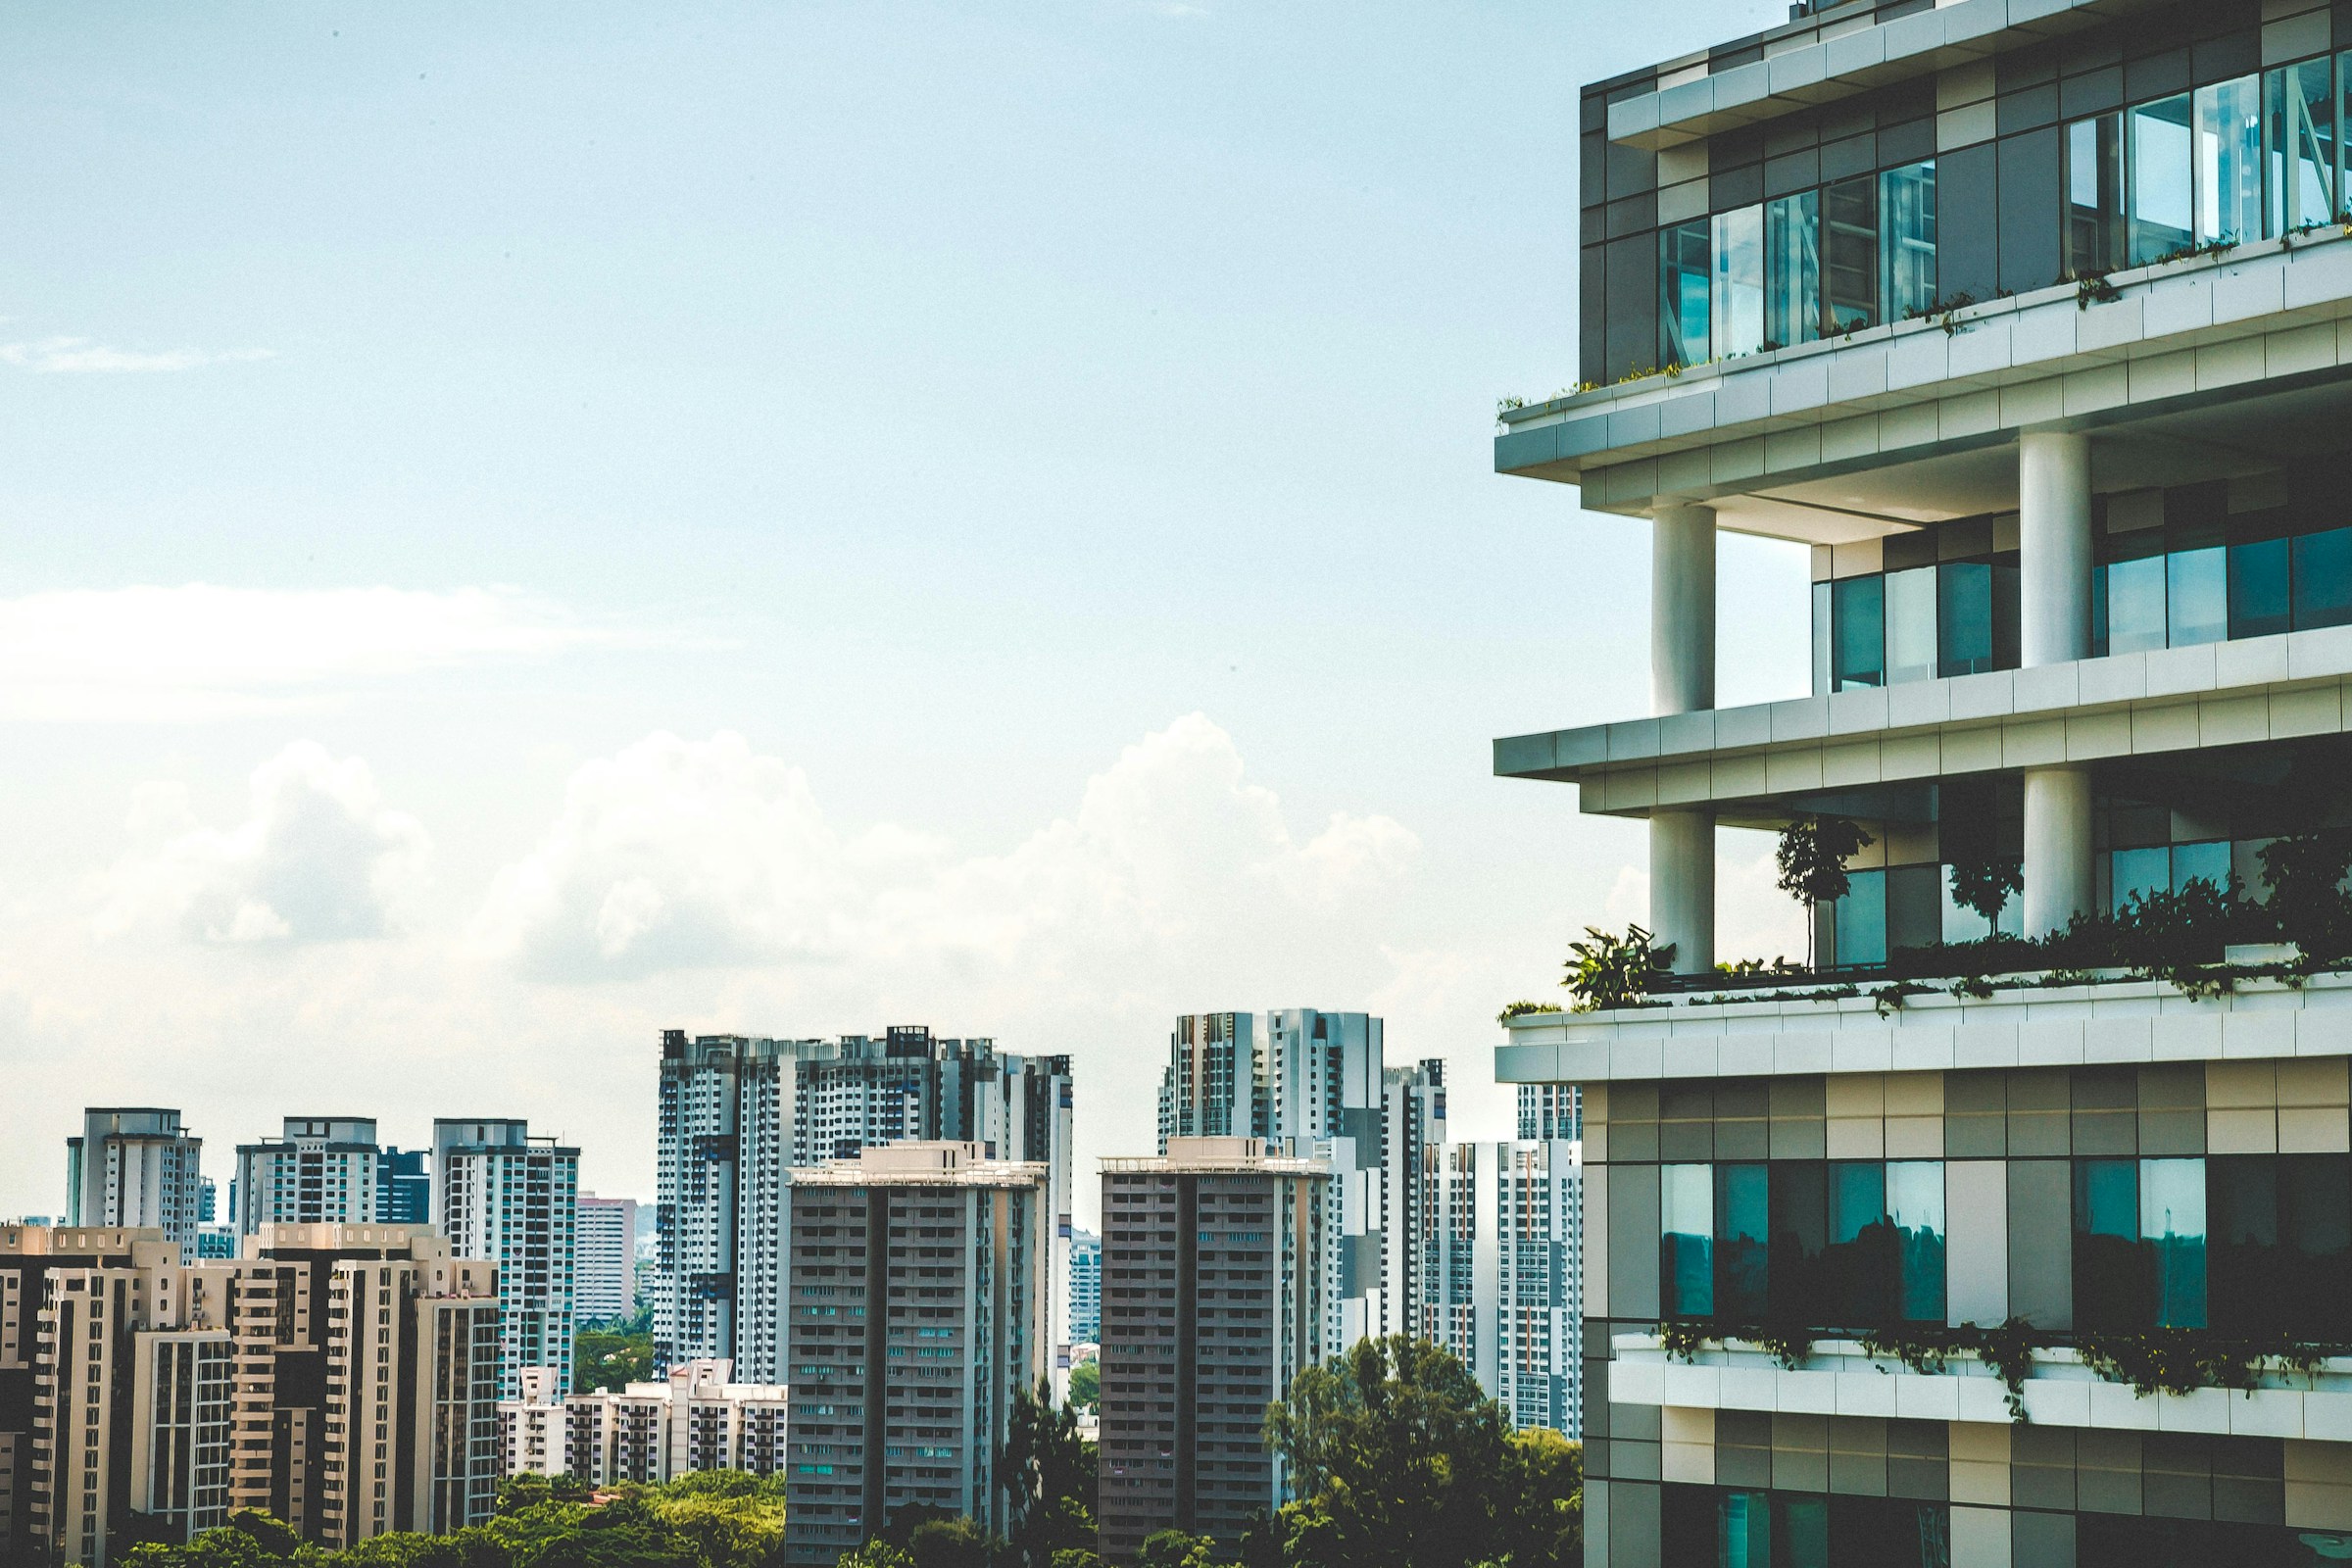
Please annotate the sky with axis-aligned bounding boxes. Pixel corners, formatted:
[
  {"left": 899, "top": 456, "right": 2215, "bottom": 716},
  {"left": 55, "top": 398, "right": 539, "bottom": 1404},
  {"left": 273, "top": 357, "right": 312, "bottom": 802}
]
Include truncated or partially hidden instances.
[{"left": 0, "top": 0, "right": 1812, "bottom": 1229}]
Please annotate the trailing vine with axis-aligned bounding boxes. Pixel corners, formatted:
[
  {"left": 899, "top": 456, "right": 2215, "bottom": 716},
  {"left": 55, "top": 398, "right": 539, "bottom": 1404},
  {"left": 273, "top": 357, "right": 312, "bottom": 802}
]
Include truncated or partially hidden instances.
[
  {"left": 1659, "top": 1319, "right": 1708, "bottom": 1362},
  {"left": 1854, "top": 1324, "right": 1951, "bottom": 1377}
]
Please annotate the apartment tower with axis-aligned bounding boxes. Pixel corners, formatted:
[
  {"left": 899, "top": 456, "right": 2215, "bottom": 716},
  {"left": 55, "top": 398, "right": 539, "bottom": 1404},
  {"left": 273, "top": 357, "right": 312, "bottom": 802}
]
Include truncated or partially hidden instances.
[
  {"left": 64, "top": 1109, "right": 203, "bottom": 1263},
  {"left": 232, "top": 1117, "right": 381, "bottom": 1235},
  {"left": 432, "top": 1119, "right": 578, "bottom": 1400},
  {"left": 1494, "top": 0, "right": 2352, "bottom": 1557}
]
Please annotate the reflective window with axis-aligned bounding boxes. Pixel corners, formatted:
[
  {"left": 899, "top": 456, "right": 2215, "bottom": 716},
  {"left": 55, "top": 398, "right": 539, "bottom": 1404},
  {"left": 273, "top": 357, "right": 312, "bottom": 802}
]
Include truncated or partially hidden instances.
[
  {"left": 1886, "top": 864, "right": 1942, "bottom": 956},
  {"left": 2067, "top": 111, "right": 2126, "bottom": 273},
  {"left": 1825, "top": 1160, "right": 1889, "bottom": 1324},
  {"left": 1822, "top": 174, "right": 1878, "bottom": 332},
  {"left": 1880, "top": 161, "right": 1937, "bottom": 319},
  {"left": 1812, "top": 582, "right": 1833, "bottom": 694},
  {"left": 1884, "top": 565, "right": 1937, "bottom": 685},
  {"left": 1832, "top": 575, "right": 1885, "bottom": 690},
  {"left": 2103, "top": 549, "right": 2169, "bottom": 655},
  {"left": 2294, "top": 526, "right": 2352, "bottom": 629},
  {"left": 1886, "top": 1160, "right": 1946, "bottom": 1323},
  {"left": 1660, "top": 219, "right": 1711, "bottom": 367},
  {"left": 2167, "top": 543, "right": 2229, "bottom": 646},
  {"left": 1715, "top": 1163, "right": 1769, "bottom": 1320},
  {"left": 2230, "top": 533, "right": 2291, "bottom": 638},
  {"left": 2209, "top": 1153, "right": 2352, "bottom": 1340},
  {"left": 2130, "top": 93, "right": 2194, "bottom": 263},
  {"left": 1765, "top": 189, "right": 1822, "bottom": 350},
  {"left": 1662, "top": 1162, "right": 1714, "bottom": 1318},
  {"left": 1834, "top": 869, "right": 1887, "bottom": 968},
  {"left": 2173, "top": 840, "right": 2231, "bottom": 893},
  {"left": 1936, "top": 561, "right": 1994, "bottom": 677},
  {"left": 2194, "top": 75, "right": 2264, "bottom": 244},
  {"left": 1712, "top": 205, "right": 1766, "bottom": 359},
  {"left": 2111, "top": 845, "right": 2172, "bottom": 908},
  {"left": 2143, "top": 1157, "right": 2207, "bottom": 1328},
  {"left": 1941, "top": 863, "right": 2022, "bottom": 941},
  {"left": 2266, "top": 56, "right": 2335, "bottom": 233},
  {"left": 1768, "top": 1161, "right": 1829, "bottom": 1323},
  {"left": 2074, "top": 1156, "right": 2208, "bottom": 1329}
]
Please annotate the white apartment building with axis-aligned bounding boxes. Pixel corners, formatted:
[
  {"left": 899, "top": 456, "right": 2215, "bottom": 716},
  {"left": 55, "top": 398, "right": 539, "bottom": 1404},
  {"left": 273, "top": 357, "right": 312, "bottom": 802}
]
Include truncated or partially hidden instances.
[
  {"left": 504, "top": 1358, "right": 789, "bottom": 1484},
  {"left": 1382, "top": 1057, "right": 1447, "bottom": 1339},
  {"left": 1496, "top": 0, "right": 2352, "bottom": 1555},
  {"left": 433, "top": 1118, "right": 578, "bottom": 1400},
  {"left": 232, "top": 1117, "right": 380, "bottom": 1235},
  {"left": 575, "top": 1192, "right": 639, "bottom": 1323},
  {"left": 1415, "top": 1139, "right": 1584, "bottom": 1440},
  {"left": 65, "top": 1108, "right": 203, "bottom": 1263}
]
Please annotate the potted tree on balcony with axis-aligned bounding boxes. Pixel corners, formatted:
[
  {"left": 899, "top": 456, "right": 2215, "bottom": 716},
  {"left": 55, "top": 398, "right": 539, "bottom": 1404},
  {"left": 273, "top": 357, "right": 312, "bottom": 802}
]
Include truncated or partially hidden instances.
[{"left": 1776, "top": 815, "right": 1873, "bottom": 966}]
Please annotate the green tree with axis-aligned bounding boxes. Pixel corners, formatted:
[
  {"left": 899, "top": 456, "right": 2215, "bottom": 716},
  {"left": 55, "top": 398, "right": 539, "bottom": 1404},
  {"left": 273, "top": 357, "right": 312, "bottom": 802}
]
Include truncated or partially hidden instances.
[
  {"left": 906, "top": 1515, "right": 995, "bottom": 1568},
  {"left": 1560, "top": 924, "right": 1672, "bottom": 1011},
  {"left": 572, "top": 1323, "right": 654, "bottom": 1394},
  {"left": 1134, "top": 1530, "right": 1221, "bottom": 1568},
  {"left": 837, "top": 1545, "right": 916, "bottom": 1568},
  {"left": 1775, "top": 815, "right": 1873, "bottom": 959},
  {"left": 1066, "top": 1359, "right": 1100, "bottom": 1410},
  {"left": 1496, "top": 1427, "right": 1584, "bottom": 1568},
  {"left": 1263, "top": 1337, "right": 1511, "bottom": 1568},
  {"left": 1000, "top": 1378, "right": 1097, "bottom": 1568}
]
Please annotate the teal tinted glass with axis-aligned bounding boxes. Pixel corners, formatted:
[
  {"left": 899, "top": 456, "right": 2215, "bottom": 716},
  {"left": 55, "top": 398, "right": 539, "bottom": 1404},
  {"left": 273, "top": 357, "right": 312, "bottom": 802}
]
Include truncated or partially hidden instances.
[
  {"left": 1662, "top": 1162, "right": 1714, "bottom": 1317},
  {"left": 1885, "top": 565, "right": 1937, "bottom": 685},
  {"left": 2230, "top": 536, "right": 2290, "bottom": 637},
  {"left": 1886, "top": 1161, "right": 1946, "bottom": 1323},
  {"left": 1936, "top": 561, "right": 1994, "bottom": 676},
  {"left": 1822, "top": 174, "right": 1877, "bottom": 332},
  {"left": 2104, "top": 554, "right": 2168, "bottom": 654},
  {"left": 1719, "top": 1490, "right": 1771, "bottom": 1568},
  {"left": 1880, "top": 161, "right": 1936, "bottom": 319},
  {"left": 1777, "top": 1494, "right": 1829, "bottom": 1568},
  {"left": 2067, "top": 112, "right": 2126, "bottom": 272},
  {"left": 2294, "top": 526, "right": 2352, "bottom": 629},
  {"left": 1661, "top": 219, "right": 1711, "bottom": 366},
  {"left": 2266, "top": 57, "right": 2335, "bottom": 233},
  {"left": 2167, "top": 545, "right": 2228, "bottom": 646},
  {"left": 2111, "top": 846, "right": 2171, "bottom": 910},
  {"left": 2142, "top": 1157, "right": 2207, "bottom": 1328},
  {"left": 2173, "top": 840, "right": 2231, "bottom": 894},
  {"left": 1716, "top": 1163, "right": 1770, "bottom": 1320},
  {"left": 1835, "top": 869, "right": 1887, "bottom": 967},
  {"left": 2130, "top": 92, "right": 2194, "bottom": 262},
  {"left": 1833, "top": 575, "right": 1886, "bottom": 689}
]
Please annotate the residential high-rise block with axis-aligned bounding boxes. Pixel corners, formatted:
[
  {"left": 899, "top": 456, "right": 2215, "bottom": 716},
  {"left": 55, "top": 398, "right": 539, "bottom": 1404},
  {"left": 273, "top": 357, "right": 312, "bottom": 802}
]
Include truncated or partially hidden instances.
[
  {"left": 780, "top": 1142, "right": 1050, "bottom": 1566},
  {"left": 432, "top": 1119, "right": 578, "bottom": 1399},
  {"left": 503, "top": 1358, "right": 788, "bottom": 1485},
  {"left": 1096, "top": 1138, "right": 1328, "bottom": 1563},
  {"left": 65, "top": 1108, "right": 203, "bottom": 1262},
  {"left": 1413, "top": 1140, "right": 1583, "bottom": 1440},
  {"left": 655, "top": 1028, "right": 1074, "bottom": 1384},
  {"left": 1515, "top": 1082, "right": 1581, "bottom": 1143},
  {"left": 1494, "top": 0, "right": 2352, "bottom": 1554},
  {"left": 377, "top": 1147, "right": 431, "bottom": 1224},
  {"left": 0, "top": 1222, "right": 500, "bottom": 1565},
  {"left": 1160, "top": 1012, "right": 1264, "bottom": 1147},
  {"left": 1381, "top": 1057, "right": 1446, "bottom": 1338},
  {"left": 575, "top": 1193, "right": 640, "bottom": 1323},
  {"left": 1069, "top": 1228, "right": 1102, "bottom": 1347},
  {"left": 233, "top": 1117, "right": 381, "bottom": 1234}
]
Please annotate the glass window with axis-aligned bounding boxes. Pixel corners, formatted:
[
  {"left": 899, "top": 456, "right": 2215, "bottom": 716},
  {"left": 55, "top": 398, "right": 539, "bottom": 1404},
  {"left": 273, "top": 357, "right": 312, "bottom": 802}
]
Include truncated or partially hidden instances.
[
  {"left": 2111, "top": 845, "right": 2171, "bottom": 910},
  {"left": 1936, "top": 561, "right": 1993, "bottom": 677},
  {"left": 1662, "top": 1163, "right": 1714, "bottom": 1318},
  {"left": 1715, "top": 1163, "right": 1769, "bottom": 1321},
  {"left": 2104, "top": 551, "right": 2169, "bottom": 655},
  {"left": 1833, "top": 575, "right": 1886, "bottom": 690},
  {"left": 1885, "top": 1160, "right": 1946, "bottom": 1323},
  {"left": 2130, "top": 93, "right": 2194, "bottom": 263},
  {"left": 1769, "top": 1161, "right": 1829, "bottom": 1325},
  {"left": 2141, "top": 1157, "right": 2206, "bottom": 1328},
  {"left": 1660, "top": 218, "right": 1711, "bottom": 367},
  {"left": 2067, "top": 112, "right": 2127, "bottom": 273},
  {"left": 2173, "top": 840, "right": 2231, "bottom": 894},
  {"left": 1712, "top": 205, "right": 1766, "bottom": 358},
  {"left": 1822, "top": 174, "right": 1878, "bottom": 332},
  {"left": 1812, "top": 581, "right": 1834, "bottom": 696},
  {"left": 2074, "top": 1157, "right": 2143, "bottom": 1329},
  {"left": 2230, "top": 534, "right": 2290, "bottom": 638},
  {"left": 1881, "top": 161, "right": 1936, "bottom": 319},
  {"left": 1834, "top": 868, "right": 1887, "bottom": 969},
  {"left": 1941, "top": 862, "right": 2022, "bottom": 942},
  {"left": 1825, "top": 1160, "right": 1889, "bottom": 1324},
  {"left": 1779, "top": 1495, "right": 1829, "bottom": 1568},
  {"left": 1884, "top": 565, "right": 1938, "bottom": 685},
  {"left": 2167, "top": 544, "right": 2228, "bottom": 646},
  {"left": 2266, "top": 57, "right": 2335, "bottom": 234},
  {"left": 2294, "top": 525, "right": 2352, "bottom": 629},
  {"left": 2194, "top": 75, "right": 2264, "bottom": 244},
  {"left": 1765, "top": 189, "right": 1822, "bottom": 350},
  {"left": 1886, "top": 864, "right": 1942, "bottom": 956}
]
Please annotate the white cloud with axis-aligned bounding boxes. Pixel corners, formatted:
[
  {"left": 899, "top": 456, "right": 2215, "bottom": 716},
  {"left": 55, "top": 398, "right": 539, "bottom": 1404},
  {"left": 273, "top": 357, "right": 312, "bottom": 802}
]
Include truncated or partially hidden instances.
[
  {"left": 0, "top": 337, "right": 272, "bottom": 373},
  {"left": 0, "top": 585, "right": 628, "bottom": 722},
  {"left": 97, "top": 742, "right": 430, "bottom": 945},
  {"left": 472, "top": 714, "right": 1420, "bottom": 984}
]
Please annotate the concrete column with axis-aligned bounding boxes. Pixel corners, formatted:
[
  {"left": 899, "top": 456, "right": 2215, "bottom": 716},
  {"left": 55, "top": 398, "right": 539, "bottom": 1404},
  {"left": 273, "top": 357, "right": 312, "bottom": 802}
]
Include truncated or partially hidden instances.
[
  {"left": 1650, "top": 503, "right": 1717, "bottom": 716},
  {"left": 1650, "top": 808, "right": 1717, "bottom": 974},
  {"left": 2019, "top": 429, "right": 2092, "bottom": 667},
  {"left": 1649, "top": 504, "right": 1716, "bottom": 974},
  {"left": 2023, "top": 764, "right": 2094, "bottom": 936}
]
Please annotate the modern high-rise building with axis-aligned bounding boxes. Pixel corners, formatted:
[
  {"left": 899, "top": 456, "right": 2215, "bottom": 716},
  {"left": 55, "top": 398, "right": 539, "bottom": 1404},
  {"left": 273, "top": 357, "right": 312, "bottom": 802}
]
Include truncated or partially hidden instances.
[
  {"left": 1156, "top": 1011, "right": 1388, "bottom": 1354},
  {"left": 64, "top": 1108, "right": 204, "bottom": 1262},
  {"left": 1069, "top": 1228, "right": 1102, "bottom": 1347},
  {"left": 1096, "top": 1138, "right": 1329, "bottom": 1563},
  {"left": 1413, "top": 1140, "right": 1584, "bottom": 1439},
  {"left": 500, "top": 1358, "right": 788, "bottom": 1485},
  {"left": 233, "top": 1116, "right": 381, "bottom": 1235},
  {"left": 1516, "top": 1082, "right": 1582, "bottom": 1143},
  {"left": 432, "top": 1118, "right": 578, "bottom": 1399},
  {"left": 575, "top": 1192, "right": 640, "bottom": 1323},
  {"left": 377, "top": 1147, "right": 431, "bottom": 1224},
  {"left": 779, "top": 1142, "right": 1051, "bottom": 1566},
  {"left": 655, "top": 1028, "right": 1074, "bottom": 1384},
  {"left": 1381, "top": 1057, "right": 1447, "bottom": 1338},
  {"left": 1494, "top": 0, "right": 2352, "bottom": 1557},
  {"left": 0, "top": 1221, "right": 501, "bottom": 1564}
]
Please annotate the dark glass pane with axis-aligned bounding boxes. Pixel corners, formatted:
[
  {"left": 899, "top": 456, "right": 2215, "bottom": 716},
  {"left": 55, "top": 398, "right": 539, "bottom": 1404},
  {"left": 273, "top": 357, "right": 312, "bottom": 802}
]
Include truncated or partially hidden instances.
[
  {"left": 1660, "top": 1481, "right": 1718, "bottom": 1568},
  {"left": 1717, "top": 1163, "right": 1771, "bottom": 1320},
  {"left": 2230, "top": 536, "right": 2290, "bottom": 638},
  {"left": 2112, "top": 846, "right": 2171, "bottom": 911},
  {"left": 2067, "top": 111, "right": 2126, "bottom": 272},
  {"left": 1776, "top": 1494, "right": 1830, "bottom": 1568},
  {"left": 1881, "top": 160, "right": 1936, "bottom": 318},
  {"left": 1823, "top": 174, "right": 1878, "bottom": 332},
  {"left": 1834, "top": 869, "right": 1887, "bottom": 968},
  {"left": 1770, "top": 1162, "right": 1829, "bottom": 1325},
  {"left": 2281, "top": 1153, "right": 2352, "bottom": 1340},
  {"left": 1661, "top": 219, "right": 1712, "bottom": 366},
  {"left": 1833, "top": 575, "right": 1885, "bottom": 689},
  {"left": 1830, "top": 1495, "right": 1950, "bottom": 1568},
  {"left": 2174, "top": 841, "right": 2230, "bottom": 895},
  {"left": 2207, "top": 1156, "right": 2279, "bottom": 1336},
  {"left": 2092, "top": 561, "right": 2109, "bottom": 657},
  {"left": 1935, "top": 561, "right": 1992, "bottom": 676},
  {"left": 1765, "top": 189, "right": 1822, "bottom": 350},
  {"left": 1992, "top": 560, "right": 2019, "bottom": 669},
  {"left": 2293, "top": 526, "right": 2352, "bottom": 630},
  {"left": 1825, "top": 1162, "right": 1890, "bottom": 1325},
  {"left": 2075, "top": 1156, "right": 2147, "bottom": 1329},
  {"left": 1886, "top": 864, "right": 1942, "bottom": 956}
]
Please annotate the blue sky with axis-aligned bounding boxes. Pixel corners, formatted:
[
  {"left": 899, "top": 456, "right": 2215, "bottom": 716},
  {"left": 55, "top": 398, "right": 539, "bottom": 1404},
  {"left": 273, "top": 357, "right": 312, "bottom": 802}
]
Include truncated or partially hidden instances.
[{"left": 0, "top": 0, "right": 1808, "bottom": 1221}]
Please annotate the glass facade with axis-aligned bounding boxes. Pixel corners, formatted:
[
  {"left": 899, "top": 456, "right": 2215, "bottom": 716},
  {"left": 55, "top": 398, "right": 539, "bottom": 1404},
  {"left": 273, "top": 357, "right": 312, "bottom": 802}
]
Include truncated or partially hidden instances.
[
  {"left": 1659, "top": 1160, "right": 1945, "bottom": 1328},
  {"left": 1662, "top": 1488, "right": 1950, "bottom": 1568},
  {"left": 1814, "top": 518, "right": 2019, "bottom": 696}
]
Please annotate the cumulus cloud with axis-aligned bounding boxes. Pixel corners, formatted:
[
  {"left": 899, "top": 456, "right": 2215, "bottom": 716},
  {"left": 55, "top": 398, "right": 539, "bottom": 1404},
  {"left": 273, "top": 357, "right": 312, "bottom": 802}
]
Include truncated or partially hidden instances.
[
  {"left": 98, "top": 742, "right": 430, "bottom": 944},
  {"left": 0, "top": 585, "right": 630, "bottom": 722},
  {"left": 0, "top": 337, "right": 273, "bottom": 373},
  {"left": 472, "top": 714, "right": 1420, "bottom": 983}
]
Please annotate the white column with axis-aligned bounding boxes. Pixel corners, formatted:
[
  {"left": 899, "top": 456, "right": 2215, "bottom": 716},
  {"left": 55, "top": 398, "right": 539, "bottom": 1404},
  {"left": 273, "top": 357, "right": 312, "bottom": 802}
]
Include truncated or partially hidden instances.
[
  {"left": 2023, "top": 764, "right": 2093, "bottom": 937},
  {"left": 2018, "top": 430, "right": 2095, "bottom": 933},
  {"left": 1649, "top": 504, "right": 1716, "bottom": 974},
  {"left": 1650, "top": 504, "right": 1717, "bottom": 716},
  {"left": 2019, "top": 429, "right": 2091, "bottom": 667}
]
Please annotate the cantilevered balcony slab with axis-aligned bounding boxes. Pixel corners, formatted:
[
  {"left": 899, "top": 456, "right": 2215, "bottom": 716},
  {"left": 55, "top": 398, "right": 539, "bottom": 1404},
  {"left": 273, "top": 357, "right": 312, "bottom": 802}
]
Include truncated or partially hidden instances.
[
  {"left": 1495, "top": 626, "right": 2352, "bottom": 821},
  {"left": 1606, "top": 0, "right": 2160, "bottom": 151},
  {"left": 1497, "top": 229, "right": 2352, "bottom": 533}
]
